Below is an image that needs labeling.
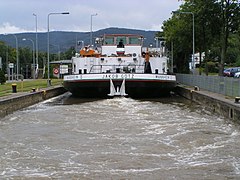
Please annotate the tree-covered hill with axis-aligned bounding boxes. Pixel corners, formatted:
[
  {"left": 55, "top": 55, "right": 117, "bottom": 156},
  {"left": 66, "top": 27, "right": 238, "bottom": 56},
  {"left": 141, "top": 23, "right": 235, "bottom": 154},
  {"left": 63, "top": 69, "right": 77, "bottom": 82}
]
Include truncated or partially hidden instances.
[{"left": 0, "top": 27, "right": 158, "bottom": 53}]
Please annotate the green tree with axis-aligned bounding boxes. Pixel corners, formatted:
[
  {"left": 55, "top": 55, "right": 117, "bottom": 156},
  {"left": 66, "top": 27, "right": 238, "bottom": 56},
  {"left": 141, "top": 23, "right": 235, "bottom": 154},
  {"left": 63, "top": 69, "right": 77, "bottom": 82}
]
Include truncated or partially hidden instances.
[
  {"left": 0, "top": 41, "right": 17, "bottom": 74},
  {"left": 226, "top": 33, "right": 240, "bottom": 65},
  {"left": 193, "top": 0, "right": 221, "bottom": 75},
  {"left": 63, "top": 46, "right": 76, "bottom": 60},
  {"left": 216, "top": 0, "right": 240, "bottom": 75},
  {"left": 0, "top": 69, "right": 6, "bottom": 84},
  {"left": 161, "top": 0, "right": 240, "bottom": 75},
  {"left": 162, "top": 1, "right": 196, "bottom": 73}
]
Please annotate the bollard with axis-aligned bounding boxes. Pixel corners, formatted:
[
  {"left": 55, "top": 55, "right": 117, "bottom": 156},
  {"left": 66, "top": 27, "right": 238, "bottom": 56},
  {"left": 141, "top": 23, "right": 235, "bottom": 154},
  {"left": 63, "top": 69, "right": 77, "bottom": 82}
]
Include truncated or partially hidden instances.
[
  {"left": 194, "top": 86, "right": 200, "bottom": 91},
  {"left": 235, "top": 97, "right": 240, "bottom": 103},
  {"left": 12, "top": 84, "right": 17, "bottom": 93}
]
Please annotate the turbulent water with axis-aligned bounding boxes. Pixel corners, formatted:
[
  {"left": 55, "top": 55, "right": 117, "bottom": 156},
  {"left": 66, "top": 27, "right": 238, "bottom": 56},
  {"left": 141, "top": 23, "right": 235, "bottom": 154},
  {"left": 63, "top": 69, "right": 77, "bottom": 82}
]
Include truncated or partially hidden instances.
[{"left": 1, "top": 93, "right": 240, "bottom": 179}]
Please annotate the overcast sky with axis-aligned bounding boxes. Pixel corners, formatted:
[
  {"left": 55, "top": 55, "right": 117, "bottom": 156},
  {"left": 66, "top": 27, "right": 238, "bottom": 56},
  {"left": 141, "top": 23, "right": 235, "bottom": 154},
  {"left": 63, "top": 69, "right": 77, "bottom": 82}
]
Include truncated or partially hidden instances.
[{"left": 0, "top": 0, "right": 182, "bottom": 34}]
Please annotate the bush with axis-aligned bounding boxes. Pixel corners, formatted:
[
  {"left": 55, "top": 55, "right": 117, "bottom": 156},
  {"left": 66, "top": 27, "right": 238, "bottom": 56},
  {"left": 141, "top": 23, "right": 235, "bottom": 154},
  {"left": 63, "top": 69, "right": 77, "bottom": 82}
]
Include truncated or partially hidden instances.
[
  {"left": 0, "top": 69, "right": 6, "bottom": 85},
  {"left": 206, "top": 61, "right": 219, "bottom": 73},
  {"left": 234, "top": 55, "right": 240, "bottom": 66}
]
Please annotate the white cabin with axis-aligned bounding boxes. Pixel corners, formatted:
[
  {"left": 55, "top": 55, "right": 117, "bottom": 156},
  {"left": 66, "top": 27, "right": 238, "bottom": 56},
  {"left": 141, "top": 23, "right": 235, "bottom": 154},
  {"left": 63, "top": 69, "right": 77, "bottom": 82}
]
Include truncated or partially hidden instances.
[{"left": 71, "top": 34, "right": 168, "bottom": 75}]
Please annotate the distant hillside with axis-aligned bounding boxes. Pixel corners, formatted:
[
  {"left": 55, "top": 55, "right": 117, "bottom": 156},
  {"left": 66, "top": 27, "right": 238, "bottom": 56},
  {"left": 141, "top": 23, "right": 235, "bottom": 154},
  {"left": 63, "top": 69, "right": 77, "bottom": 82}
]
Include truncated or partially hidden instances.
[{"left": 0, "top": 27, "right": 158, "bottom": 53}]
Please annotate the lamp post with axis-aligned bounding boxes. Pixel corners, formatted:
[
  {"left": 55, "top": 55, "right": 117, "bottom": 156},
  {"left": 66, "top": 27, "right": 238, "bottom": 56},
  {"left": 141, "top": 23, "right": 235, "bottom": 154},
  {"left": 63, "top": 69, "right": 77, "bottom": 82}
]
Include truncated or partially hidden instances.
[
  {"left": 6, "top": 45, "right": 10, "bottom": 81},
  {"left": 90, "top": 13, "right": 97, "bottom": 46},
  {"left": 78, "top": 40, "right": 84, "bottom": 49},
  {"left": 5, "top": 34, "right": 19, "bottom": 80},
  {"left": 33, "top": 13, "right": 38, "bottom": 78},
  {"left": 172, "top": 11, "right": 195, "bottom": 70},
  {"left": 47, "top": 12, "right": 69, "bottom": 86},
  {"left": 75, "top": 34, "right": 84, "bottom": 51},
  {"left": 22, "top": 38, "right": 35, "bottom": 79},
  {"left": 154, "top": 37, "right": 160, "bottom": 49}
]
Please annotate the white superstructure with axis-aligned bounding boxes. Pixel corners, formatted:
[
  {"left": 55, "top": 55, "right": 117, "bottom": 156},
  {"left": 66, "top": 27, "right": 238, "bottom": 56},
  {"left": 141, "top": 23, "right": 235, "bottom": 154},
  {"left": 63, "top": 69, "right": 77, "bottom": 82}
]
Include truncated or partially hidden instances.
[{"left": 63, "top": 34, "right": 176, "bottom": 98}]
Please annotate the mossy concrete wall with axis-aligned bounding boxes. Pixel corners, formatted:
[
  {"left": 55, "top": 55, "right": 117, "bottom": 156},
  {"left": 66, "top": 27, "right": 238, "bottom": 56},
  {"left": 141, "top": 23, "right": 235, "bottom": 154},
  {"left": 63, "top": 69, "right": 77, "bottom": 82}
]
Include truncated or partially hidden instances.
[
  {"left": 0, "top": 86, "right": 66, "bottom": 118},
  {"left": 175, "top": 85, "right": 240, "bottom": 122}
]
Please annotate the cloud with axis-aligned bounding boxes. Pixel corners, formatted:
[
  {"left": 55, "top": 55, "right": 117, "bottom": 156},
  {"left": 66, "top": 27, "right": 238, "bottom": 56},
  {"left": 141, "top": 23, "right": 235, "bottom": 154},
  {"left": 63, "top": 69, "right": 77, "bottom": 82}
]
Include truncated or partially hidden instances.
[
  {"left": 0, "top": 0, "right": 182, "bottom": 34},
  {"left": 0, "top": 22, "right": 28, "bottom": 34}
]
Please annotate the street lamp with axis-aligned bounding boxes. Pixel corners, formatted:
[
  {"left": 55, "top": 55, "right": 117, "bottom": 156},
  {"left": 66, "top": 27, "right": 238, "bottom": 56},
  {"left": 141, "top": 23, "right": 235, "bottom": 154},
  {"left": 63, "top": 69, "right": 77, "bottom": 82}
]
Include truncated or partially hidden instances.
[
  {"left": 47, "top": 12, "right": 69, "bottom": 86},
  {"left": 78, "top": 40, "right": 84, "bottom": 49},
  {"left": 75, "top": 33, "right": 85, "bottom": 51},
  {"left": 90, "top": 13, "right": 98, "bottom": 46},
  {"left": 22, "top": 38, "right": 35, "bottom": 79},
  {"left": 5, "top": 34, "right": 19, "bottom": 80},
  {"left": 172, "top": 11, "right": 195, "bottom": 70},
  {"left": 154, "top": 37, "right": 160, "bottom": 49},
  {"left": 33, "top": 13, "right": 38, "bottom": 78}
]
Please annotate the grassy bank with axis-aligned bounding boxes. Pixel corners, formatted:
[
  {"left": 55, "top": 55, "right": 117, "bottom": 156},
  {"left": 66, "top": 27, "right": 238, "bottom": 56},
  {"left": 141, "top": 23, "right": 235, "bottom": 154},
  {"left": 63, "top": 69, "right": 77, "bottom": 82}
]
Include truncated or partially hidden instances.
[{"left": 0, "top": 79, "right": 63, "bottom": 97}]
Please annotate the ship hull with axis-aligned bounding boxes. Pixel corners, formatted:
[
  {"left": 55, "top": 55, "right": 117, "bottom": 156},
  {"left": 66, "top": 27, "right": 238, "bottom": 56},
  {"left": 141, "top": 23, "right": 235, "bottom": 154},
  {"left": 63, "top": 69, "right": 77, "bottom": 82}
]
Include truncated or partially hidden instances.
[{"left": 63, "top": 73, "right": 176, "bottom": 98}]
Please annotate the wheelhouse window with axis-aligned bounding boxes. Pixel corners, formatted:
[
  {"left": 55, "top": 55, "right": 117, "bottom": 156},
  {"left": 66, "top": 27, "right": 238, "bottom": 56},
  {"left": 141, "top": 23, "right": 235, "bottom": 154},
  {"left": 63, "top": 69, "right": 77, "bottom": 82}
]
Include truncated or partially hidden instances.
[
  {"left": 104, "top": 37, "right": 114, "bottom": 45},
  {"left": 116, "top": 37, "right": 127, "bottom": 45},
  {"left": 129, "top": 37, "right": 140, "bottom": 45}
]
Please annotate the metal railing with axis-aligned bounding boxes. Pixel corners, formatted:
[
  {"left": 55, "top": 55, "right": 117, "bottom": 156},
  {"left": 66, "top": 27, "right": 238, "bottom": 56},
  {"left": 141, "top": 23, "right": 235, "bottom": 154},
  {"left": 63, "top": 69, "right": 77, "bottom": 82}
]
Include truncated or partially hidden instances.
[
  {"left": 176, "top": 74, "right": 240, "bottom": 97},
  {"left": 89, "top": 64, "right": 145, "bottom": 74}
]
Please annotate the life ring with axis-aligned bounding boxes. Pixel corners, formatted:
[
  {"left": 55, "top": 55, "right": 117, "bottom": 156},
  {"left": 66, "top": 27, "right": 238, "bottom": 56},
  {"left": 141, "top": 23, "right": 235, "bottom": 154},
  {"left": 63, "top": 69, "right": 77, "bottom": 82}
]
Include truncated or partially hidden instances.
[{"left": 53, "top": 68, "right": 59, "bottom": 74}]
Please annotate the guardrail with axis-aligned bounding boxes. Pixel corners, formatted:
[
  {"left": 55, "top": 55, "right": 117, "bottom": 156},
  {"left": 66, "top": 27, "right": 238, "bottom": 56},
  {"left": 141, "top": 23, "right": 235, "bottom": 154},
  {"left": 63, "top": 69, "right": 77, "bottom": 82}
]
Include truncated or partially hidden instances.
[
  {"left": 176, "top": 74, "right": 240, "bottom": 97},
  {"left": 89, "top": 64, "right": 145, "bottom": 74},
  {"left": 6, "top": 74, "right": 24, "bottom": 81}
]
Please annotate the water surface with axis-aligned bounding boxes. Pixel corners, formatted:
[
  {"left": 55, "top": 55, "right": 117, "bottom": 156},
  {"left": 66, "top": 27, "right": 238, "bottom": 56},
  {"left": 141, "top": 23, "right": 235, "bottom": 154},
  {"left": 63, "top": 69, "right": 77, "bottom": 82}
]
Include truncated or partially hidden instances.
[{"left": 0, "top": 93, "right": 240, "bottom": 179}]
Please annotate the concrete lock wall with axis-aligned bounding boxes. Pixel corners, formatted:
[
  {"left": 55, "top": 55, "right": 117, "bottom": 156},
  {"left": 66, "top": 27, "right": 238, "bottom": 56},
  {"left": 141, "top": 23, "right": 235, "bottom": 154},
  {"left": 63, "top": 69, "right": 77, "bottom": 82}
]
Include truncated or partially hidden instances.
[
  {"left": 2, "top": 83, "right": 240, "bottom": 121},
  {"left": 175, "top": 86, "right": 240, "bottom": 122},
  {"left": 0, "top": 86, "right": 66, "bottom": 118}
]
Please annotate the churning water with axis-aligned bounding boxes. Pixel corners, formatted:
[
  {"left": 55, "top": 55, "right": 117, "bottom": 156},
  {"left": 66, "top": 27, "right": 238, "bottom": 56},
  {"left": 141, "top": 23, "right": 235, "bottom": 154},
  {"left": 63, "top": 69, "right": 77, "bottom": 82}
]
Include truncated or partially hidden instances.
[{"left": 1, "top": 93, "right": 240, "bottom": 179}]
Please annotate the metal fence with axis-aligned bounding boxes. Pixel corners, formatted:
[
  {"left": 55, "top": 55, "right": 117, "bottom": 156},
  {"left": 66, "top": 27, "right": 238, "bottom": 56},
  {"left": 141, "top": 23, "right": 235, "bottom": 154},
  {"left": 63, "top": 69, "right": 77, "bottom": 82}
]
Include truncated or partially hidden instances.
[{"left": 176, "top": 74, "right": 240, "bottom": 97}]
